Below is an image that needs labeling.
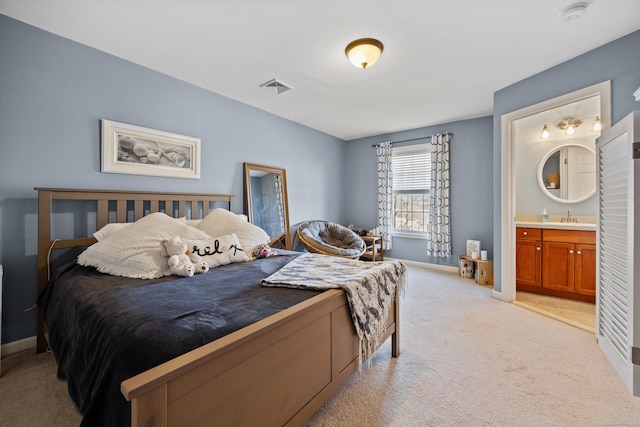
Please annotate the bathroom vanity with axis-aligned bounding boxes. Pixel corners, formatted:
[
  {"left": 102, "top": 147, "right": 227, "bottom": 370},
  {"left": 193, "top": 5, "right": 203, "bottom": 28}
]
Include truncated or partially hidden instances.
[{"left": 516, "top": 222, "right": 596, "bottom": 303}]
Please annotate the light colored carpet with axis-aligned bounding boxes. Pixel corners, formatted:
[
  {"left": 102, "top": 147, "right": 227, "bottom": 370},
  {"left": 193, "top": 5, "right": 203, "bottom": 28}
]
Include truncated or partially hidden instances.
[
  {"left": 306, "top": 265, "right": 640, "bottom": 426},
  {"left": 2, "top": 264, "right": 640, "bottom": 426},
  {"left": 0, "top": 349, "right": 82, "bottom": 426}
]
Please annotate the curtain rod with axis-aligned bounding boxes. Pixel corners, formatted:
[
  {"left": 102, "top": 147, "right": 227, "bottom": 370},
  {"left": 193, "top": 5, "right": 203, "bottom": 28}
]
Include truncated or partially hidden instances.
[
  {"left": 370, "top": 132, "right": 452, "bottom": 148},
  {"left": 371, "top": 136, "right": 429, "bottom": 148}
]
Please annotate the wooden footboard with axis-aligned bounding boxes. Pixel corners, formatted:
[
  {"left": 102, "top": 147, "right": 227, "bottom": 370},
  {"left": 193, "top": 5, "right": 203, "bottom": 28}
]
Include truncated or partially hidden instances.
[{"left": 122, "top": 287, "right": 400, "bottom": 427}]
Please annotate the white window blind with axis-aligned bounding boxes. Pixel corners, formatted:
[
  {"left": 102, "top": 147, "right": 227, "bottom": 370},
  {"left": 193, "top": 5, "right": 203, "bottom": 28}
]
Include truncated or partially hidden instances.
[
  {"left": 392, "top": 144, "right": 430, "bottom": 192},
  {"left": 391, "top": 143, "right": 431, "bottom": 233}
]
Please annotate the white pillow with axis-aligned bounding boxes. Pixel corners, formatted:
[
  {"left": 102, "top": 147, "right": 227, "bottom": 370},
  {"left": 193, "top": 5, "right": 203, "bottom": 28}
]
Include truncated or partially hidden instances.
[
  {"left": 184, "top": 218, "right": 202, "bottom": 227},
  {"left": 180, "top": 214, "right": 247, "bottom": 228},
  {"left": 93, "top": 223, "right": 131, "bottom": 241},
  {"left": 196, "top": 208, "right": 270, "bottom": 254},
  {"left": 78, "top": 212, "right": 212, "bottom": 279},
  {"left": 184, "top": 233, "right": 249, "bottom": 268}
]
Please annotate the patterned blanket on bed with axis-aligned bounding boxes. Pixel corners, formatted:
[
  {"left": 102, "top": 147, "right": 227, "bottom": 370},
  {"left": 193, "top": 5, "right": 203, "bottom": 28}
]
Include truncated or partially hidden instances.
[{"left": 261, "top": 253, "right": 406, "bottom": 362}]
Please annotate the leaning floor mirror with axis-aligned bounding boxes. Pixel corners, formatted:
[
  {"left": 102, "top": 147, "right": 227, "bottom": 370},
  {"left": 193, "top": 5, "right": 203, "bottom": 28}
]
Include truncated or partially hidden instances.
[{"left": 243, "top": 163, "right": 291, "bottom": 250}]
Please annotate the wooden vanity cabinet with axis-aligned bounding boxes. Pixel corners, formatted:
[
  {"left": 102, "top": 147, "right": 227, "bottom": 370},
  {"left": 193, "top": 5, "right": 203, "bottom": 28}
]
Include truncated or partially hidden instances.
[
  {"left": 541, "top": 241, "right": 575, "bottom": 292},
  {"left": 516, "top": 227, "right": 596, "bottom": 303},
  {"left": 516, "top": 228, "right": 541, "bottom": 289},
  {"left": 573, "top": 243, "right": 597, "bottom": 297},
  {"left": 542, "top": 229, "right": 596, "bottom": 302}
]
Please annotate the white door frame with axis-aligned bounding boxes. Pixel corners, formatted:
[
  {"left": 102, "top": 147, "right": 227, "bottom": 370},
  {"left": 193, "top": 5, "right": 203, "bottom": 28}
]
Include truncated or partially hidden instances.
[{"left": 495, "top": 81, "right": 611, "bottom": 302}]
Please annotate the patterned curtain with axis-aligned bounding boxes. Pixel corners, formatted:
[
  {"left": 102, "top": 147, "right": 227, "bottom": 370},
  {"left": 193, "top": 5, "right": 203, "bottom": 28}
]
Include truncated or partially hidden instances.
[
  {"left": 376, "top": 141, "right": 393, "bottom": 250},
  {"left": 426, "top": 132, "right": 451, "bottom": 257}
]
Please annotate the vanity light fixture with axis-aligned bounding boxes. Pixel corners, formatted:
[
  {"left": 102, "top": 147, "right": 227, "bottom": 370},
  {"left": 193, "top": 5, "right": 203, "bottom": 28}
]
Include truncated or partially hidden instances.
[
  {"left": 345, "top": 38, "right": 384, "bottom": 69},
  {"left": 556, "top": 118, "right": 582, "bottom": 135},
  {"left": 540, "top": 124, "right": 550, "bottom": 139},
  {"left": 592, "top": 116, "right": 602, "bottom": 132}
]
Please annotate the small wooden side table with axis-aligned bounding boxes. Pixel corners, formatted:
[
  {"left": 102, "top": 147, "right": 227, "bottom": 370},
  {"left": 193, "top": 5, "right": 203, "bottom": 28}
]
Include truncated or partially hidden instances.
[
  {"left": 361, "top": 235, "right": 384, "bottom": 261},
  {"left": 458, "top": 255, "right": 493, "bottom": 286}
]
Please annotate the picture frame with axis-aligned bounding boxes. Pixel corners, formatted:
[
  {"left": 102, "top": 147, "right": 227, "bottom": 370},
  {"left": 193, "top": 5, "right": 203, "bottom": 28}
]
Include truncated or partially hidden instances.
[
  {"left": 101, "top": 120, "right": 200, "bottom": 179},
  {"left": 466, "top": 239, "right": 481, "bottom": 257}
]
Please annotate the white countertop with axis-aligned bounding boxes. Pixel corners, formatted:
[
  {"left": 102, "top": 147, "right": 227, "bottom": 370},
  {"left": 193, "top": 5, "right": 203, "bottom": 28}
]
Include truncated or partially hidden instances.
[{"left": 516, "top": 221, "right": 596, "bottom": 231}]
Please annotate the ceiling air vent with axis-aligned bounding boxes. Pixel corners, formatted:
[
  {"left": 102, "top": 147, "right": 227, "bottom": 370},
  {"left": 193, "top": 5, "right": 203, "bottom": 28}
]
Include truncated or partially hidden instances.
[{"left": 259, "top": 78, "right": 293, "bottom": 95}]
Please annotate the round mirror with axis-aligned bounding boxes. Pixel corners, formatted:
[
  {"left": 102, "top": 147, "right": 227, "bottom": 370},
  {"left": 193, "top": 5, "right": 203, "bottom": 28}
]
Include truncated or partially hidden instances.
[{"left": 537, "top": 144, "right": 596, "bottom": 204}]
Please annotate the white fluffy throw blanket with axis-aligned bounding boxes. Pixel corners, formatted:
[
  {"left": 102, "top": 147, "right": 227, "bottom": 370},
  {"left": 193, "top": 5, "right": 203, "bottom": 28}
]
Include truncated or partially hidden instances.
[{"left": 261, "top": 253, "right": 406, "bottom": 364}]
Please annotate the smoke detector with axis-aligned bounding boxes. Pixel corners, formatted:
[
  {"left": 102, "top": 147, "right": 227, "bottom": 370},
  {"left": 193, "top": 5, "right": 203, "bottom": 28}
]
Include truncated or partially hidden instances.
[
  {"left": 259, "top": 78, "right": 293, "bottom": 95},
  {"left": 559, "top": 2, "right": 588, "bottom": 21}
]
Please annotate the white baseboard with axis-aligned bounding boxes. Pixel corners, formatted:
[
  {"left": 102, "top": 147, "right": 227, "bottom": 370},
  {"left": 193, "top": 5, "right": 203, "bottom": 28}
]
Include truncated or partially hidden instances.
[
  {"left": 493, "top": 289, "right": 511, "bottom": 302},
  {"left": 1, "top": 336, "right": 37, "bottom": 356},
  {"left": 389, "top": 257, "right": 458, "bottom": 273}
]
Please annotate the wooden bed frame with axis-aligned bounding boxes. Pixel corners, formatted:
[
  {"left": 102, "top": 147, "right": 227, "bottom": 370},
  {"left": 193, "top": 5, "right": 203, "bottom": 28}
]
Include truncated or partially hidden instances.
[{"left": 36, "top": 188, "right": 401, "bottom": 426}]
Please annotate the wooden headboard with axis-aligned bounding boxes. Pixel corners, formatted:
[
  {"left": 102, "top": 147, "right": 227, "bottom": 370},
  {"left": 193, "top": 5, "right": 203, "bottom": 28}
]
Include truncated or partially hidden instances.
[{"left": 35, "top": 188, "right": 233, "bottom": 352}]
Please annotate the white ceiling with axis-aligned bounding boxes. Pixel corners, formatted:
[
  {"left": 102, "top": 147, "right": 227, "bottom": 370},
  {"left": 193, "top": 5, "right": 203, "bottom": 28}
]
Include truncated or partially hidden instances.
[{"left": 2, "top": 1, "right": 639, "bottom": 140}]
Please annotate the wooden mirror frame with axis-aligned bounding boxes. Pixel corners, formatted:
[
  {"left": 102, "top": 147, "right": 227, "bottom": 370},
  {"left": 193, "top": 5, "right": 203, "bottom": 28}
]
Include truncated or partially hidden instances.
[{"left": 243, "top": 163, "right": 291, "bottom": 250}]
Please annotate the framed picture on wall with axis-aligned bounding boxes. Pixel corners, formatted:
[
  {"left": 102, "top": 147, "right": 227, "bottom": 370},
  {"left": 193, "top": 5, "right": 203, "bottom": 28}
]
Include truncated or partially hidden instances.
[
  {"left": 101, "top": 119, "right": 200, "bottom": 179},
  {"left": 466, "top": 239, "right": 481, "bottom": 258}
]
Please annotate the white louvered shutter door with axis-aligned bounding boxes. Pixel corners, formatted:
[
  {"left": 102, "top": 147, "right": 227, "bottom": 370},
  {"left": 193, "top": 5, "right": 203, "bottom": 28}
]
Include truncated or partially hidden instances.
[{"left": 596, "top": 111, "right": 640, "bottom": 396}]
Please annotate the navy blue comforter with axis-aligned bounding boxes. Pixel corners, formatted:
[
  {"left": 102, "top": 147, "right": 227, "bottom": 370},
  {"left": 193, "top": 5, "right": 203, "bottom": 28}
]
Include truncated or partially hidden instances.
[{"left": 39, "top": 252, "right": 319, "bottom": 427}]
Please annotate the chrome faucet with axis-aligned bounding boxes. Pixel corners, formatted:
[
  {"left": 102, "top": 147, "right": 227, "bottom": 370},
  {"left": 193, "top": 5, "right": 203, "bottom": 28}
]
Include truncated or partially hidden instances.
[{"left": 561, "top": 209, "right": 578, "bottom": 223}]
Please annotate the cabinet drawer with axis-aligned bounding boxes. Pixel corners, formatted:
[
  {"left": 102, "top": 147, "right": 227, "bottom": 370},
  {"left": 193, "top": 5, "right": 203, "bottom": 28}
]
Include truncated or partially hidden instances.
[
  {"left": 516, "top": 227, "right": 541, "bottom": 240},
  {"left": 542, "top": 229, "right": 595, "bottom": 244}
]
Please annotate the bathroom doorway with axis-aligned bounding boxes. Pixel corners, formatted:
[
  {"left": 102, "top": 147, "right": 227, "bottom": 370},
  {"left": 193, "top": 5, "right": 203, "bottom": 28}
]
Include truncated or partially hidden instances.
[{"left": 498, "top": 81, "right": 611, "bottom": 329}]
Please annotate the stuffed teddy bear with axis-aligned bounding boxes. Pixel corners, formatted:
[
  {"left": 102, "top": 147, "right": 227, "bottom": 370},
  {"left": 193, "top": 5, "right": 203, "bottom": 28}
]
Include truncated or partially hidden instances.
[
  {"left": 252, "top": 243, "right": 277, "bottom": 259},
  {"left": 162, "top": 236, "right": 209, "bottom": 277}
]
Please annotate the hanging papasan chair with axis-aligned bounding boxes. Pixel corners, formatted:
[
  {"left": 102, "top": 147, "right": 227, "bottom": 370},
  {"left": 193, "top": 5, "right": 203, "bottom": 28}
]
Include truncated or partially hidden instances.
[{"left": 297, "top": 220, "right": 366, "bottom": 259}]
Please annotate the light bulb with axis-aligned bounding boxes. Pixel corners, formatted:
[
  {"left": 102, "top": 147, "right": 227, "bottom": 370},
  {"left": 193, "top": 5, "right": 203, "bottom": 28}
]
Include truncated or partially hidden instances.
[
  {"left": 566, "top": 125, "right": 575, "bottom": 135},
  {"left": 540, "top": 125, "right": 550, "bottom": 139},
  {"left": 592, "top": 116, "right": 602, "bottom": 132}
]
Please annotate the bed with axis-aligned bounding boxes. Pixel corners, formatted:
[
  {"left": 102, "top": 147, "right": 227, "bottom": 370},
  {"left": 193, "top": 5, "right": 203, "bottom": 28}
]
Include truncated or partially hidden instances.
[{"left": 36, "top": 188, "right": 402, "bottom": 427}]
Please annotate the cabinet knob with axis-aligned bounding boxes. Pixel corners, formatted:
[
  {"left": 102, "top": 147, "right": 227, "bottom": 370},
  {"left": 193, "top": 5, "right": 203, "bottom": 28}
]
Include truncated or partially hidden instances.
[
  {"left": 576, "top": 251, "right": 582, "bottom": 255},
  {"left": 523, "top": 231, "right": 528, "bottom": 236},
  {"left": 569, "top": 250, "right": 574, "bottom": 254},
  {"left": 536, "top": 247, "right": 541, "bottom": 251}
]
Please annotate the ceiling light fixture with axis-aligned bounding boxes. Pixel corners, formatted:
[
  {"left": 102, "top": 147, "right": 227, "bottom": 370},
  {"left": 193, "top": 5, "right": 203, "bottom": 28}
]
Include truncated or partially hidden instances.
[
  {"left": 557, "top": 118, "right": 582, "bottom": 135},
  {"left": 592, "top": 116, "right": 602, "bottom": 132},
  {"left": 540, "top": 124, "right": 550, "bottom": 139},
  {"left": 345, "top": 38, "right": 384, "bottom": 69}
]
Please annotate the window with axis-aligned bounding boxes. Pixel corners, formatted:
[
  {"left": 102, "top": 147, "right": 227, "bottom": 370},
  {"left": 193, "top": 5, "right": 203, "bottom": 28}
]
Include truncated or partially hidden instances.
[{"left": 392, "top": 144, "right": 430, "bottom": 233}]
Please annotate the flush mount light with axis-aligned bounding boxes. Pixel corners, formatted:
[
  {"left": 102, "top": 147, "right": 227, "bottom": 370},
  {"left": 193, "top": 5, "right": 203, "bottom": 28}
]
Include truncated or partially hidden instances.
[
  {"left": 557, "top": 118, "right": 582, "bottom": 135},
  {"left": 345, "top": 38, "right": 384, "bottom": 69}
]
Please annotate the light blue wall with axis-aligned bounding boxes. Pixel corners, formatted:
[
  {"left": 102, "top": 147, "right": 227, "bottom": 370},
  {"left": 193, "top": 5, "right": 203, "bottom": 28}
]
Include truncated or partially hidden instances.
[
  {"left": 344, "top": 116, "right": 494, "bottom": 267},
  {"left": 0, "top": 15, "right": 346, "bottom": 343},
  {"left": 493, "top": 29, "right": 640, "bottom": 293}
]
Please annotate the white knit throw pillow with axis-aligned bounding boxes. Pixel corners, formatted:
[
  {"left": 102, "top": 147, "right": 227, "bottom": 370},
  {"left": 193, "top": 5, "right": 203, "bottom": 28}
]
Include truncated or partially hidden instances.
[
  {"left": 78, "top": 212, "right": 212, "bottom": 279},
  {"left": 196, "top": 208, "right": 270, "bottom": 254}
]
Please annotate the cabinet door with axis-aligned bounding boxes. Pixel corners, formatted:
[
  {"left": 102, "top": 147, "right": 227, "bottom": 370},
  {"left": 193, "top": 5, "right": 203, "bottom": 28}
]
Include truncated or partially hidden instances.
[
  {"left": 516, "top": 240, "right": 541, "bottom": 288},
  {"left": 575, "top": 243, "right": 596, "bottom": 296},
  {"left": 542, "top": 241, "right": 575, "bottom": 292}
]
